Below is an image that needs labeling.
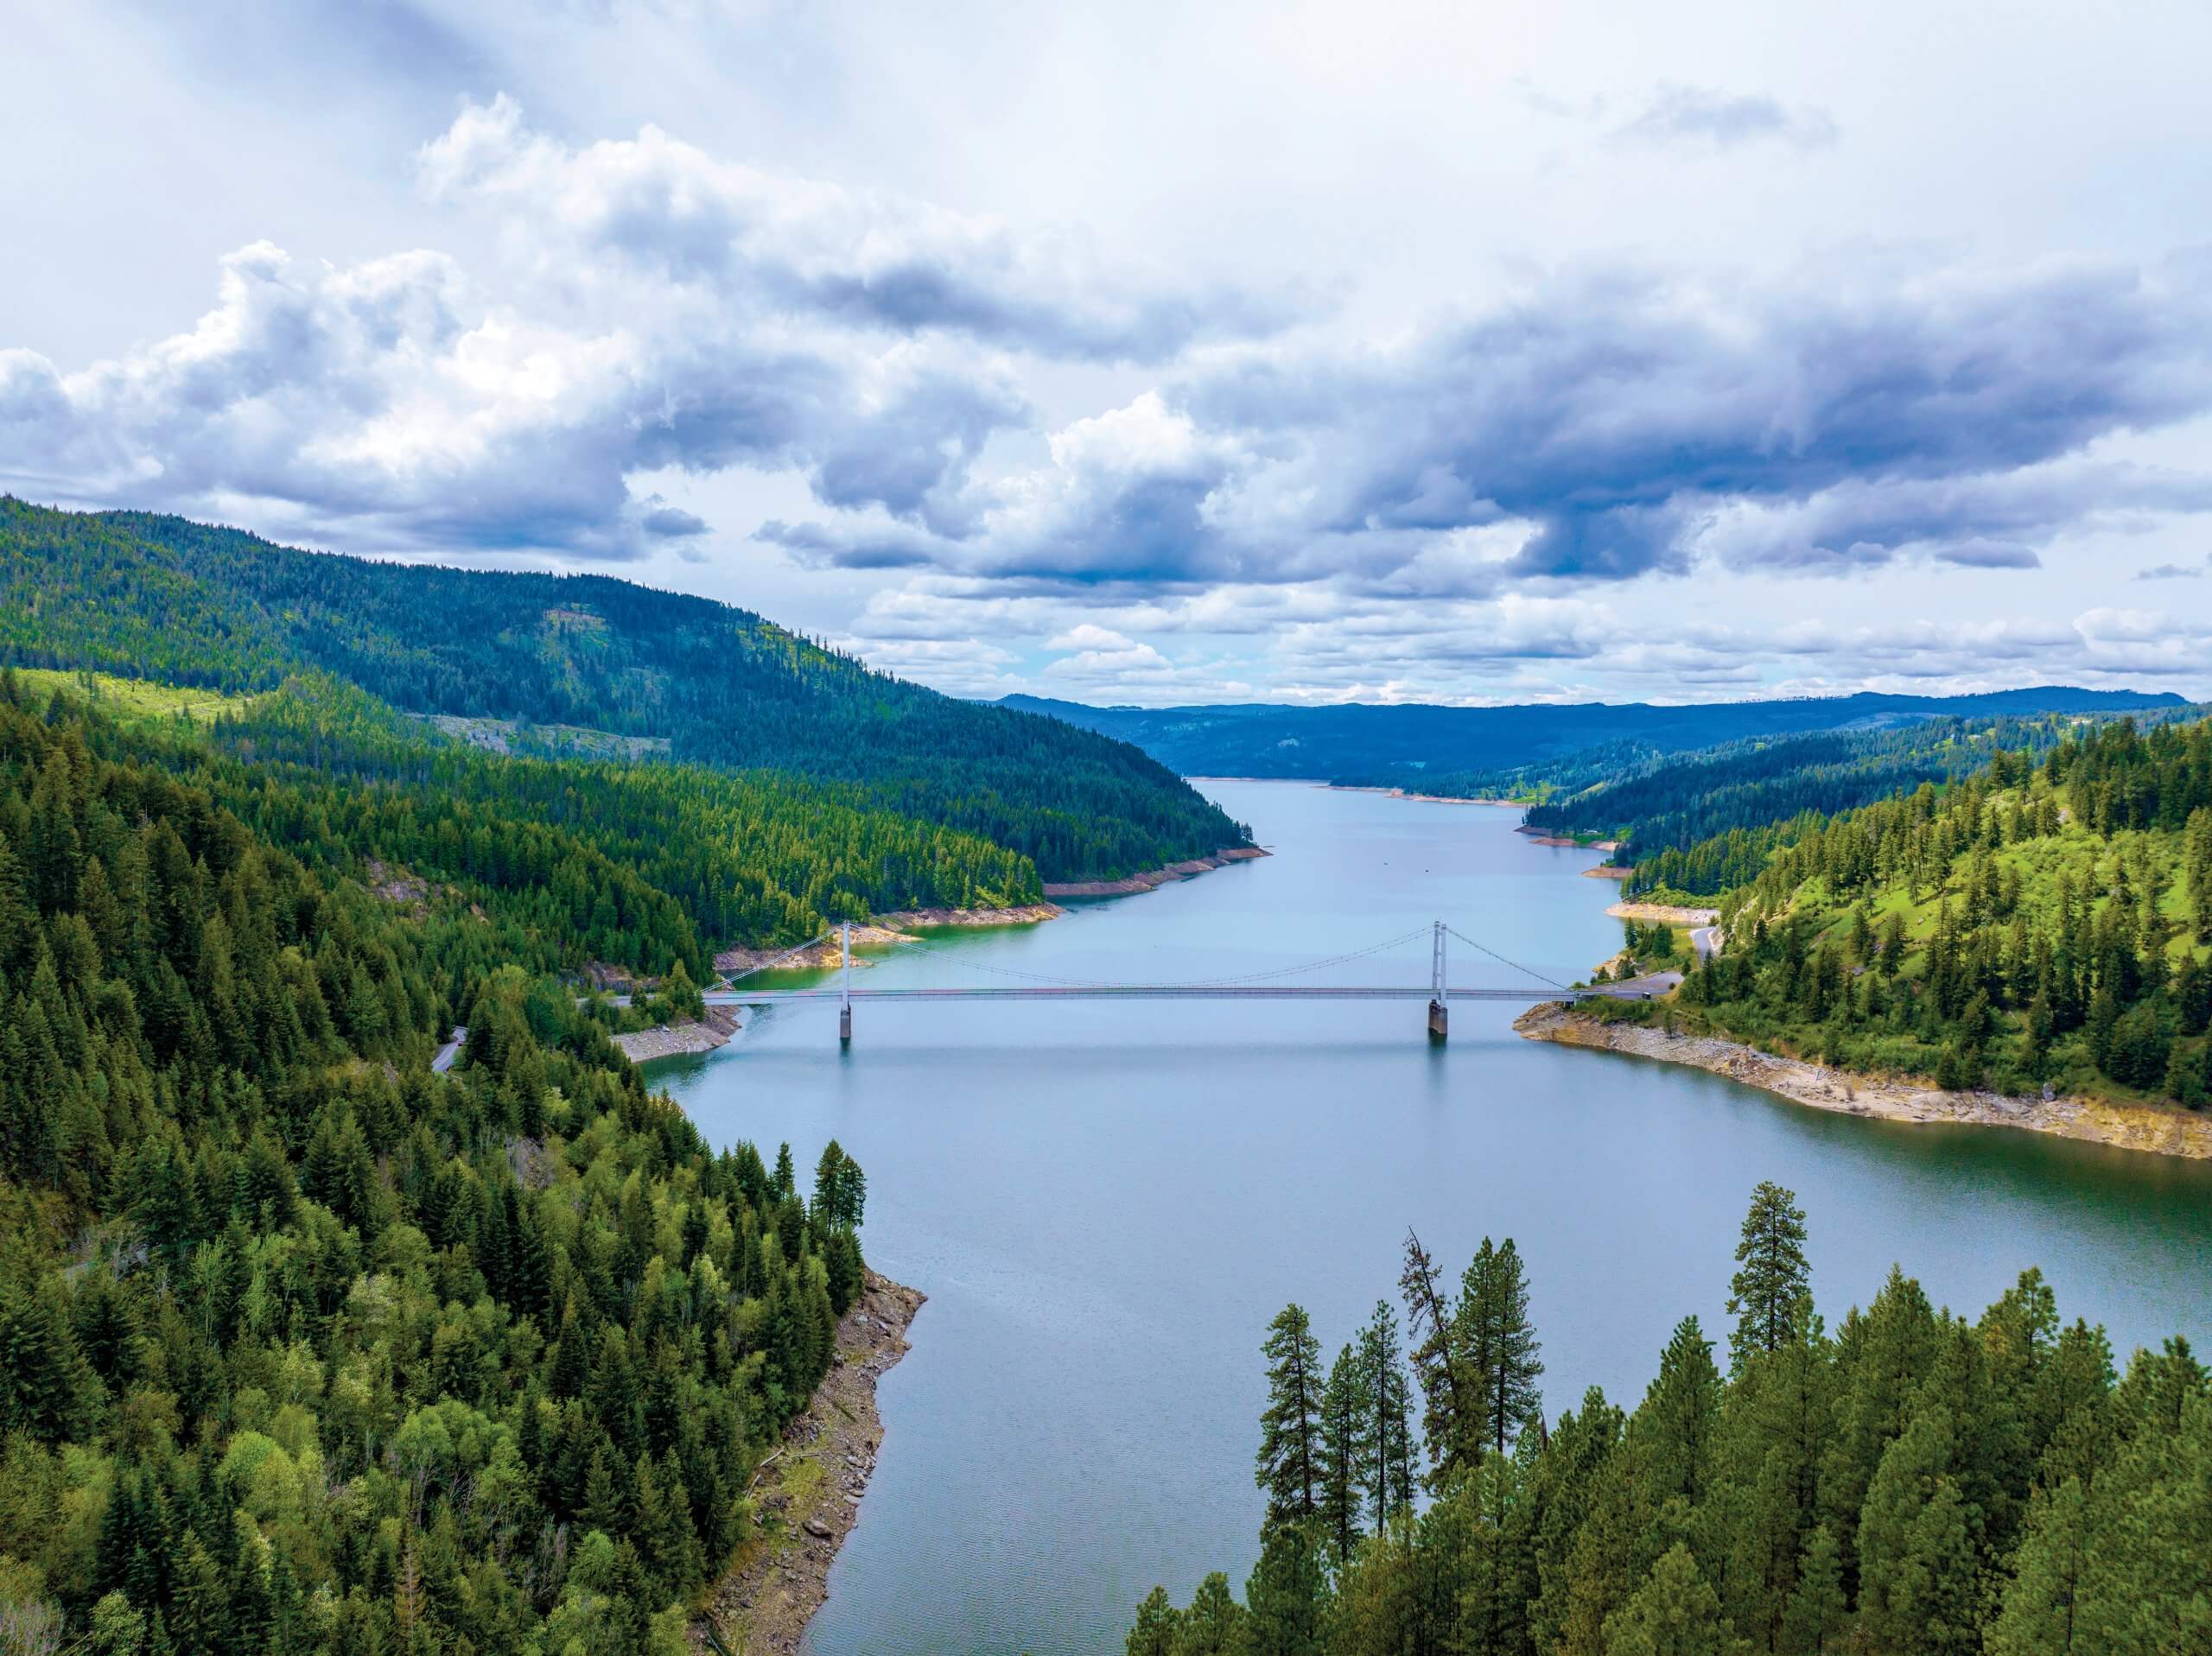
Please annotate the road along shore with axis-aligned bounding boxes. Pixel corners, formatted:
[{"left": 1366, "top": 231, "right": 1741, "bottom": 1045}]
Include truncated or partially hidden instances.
[
  {"left": 1514, "top": 1002, "right": 2212, "bottom": 1160},
  {"left": 694, "top": 1270, "right": 925, "bottom": 1654}
]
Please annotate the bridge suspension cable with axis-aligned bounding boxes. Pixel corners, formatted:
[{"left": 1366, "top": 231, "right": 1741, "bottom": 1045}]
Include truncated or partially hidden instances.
[
  {"left": 1443, "top": 924, "right": 1570, "bottom": 992},
  {"left": 876, "top": 923, "right": 1438, "bottom": 990},
  {"left": 719, "top": 930, "right": 837, "bottom": 984}
]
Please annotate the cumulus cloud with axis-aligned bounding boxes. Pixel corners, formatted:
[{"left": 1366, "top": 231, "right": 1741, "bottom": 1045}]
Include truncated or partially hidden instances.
[
  {"left": 775, "top": 255, "right": 2212, "bottom": 599},
  {"left": 418, "top": 95, "right": 1294, "bottom": 363},
  {"left": 7, "top": 95, "right": 2212, "bottom": 709},
  {"left": 1611, "top": 86, "right": 1840, "bottom": 151}
]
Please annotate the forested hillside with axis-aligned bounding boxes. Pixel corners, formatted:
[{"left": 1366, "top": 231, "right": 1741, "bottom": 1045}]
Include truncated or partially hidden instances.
[
  {"left": 1635, "top": 716, "right": 2212, "bottom": 1107},
  {"left": 0, "top": 673, "right": 868, "bottom": 1653},
  {"left": 224, "top": 676, "right": 1041, "bottom": 945},
  {"left": 1001, "top": 687, "right": 2183, "bottom": 783},
  {"left": 1131, "top": 1186, "right": 2212, "bottom": 1654},
  {"left": 1522, "top": 710, "right": 2205, "bottom": 864},
  {"left": 0, "top": 499, "right": 1246, "bottom": 880}
]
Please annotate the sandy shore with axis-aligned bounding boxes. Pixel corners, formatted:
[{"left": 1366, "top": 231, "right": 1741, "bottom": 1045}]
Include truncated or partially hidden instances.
[
  {"left": 1514, "top": 1002, "right": 2212, "bottom": 1159},
  {"left": 695, "top": 1270, "right": 925, "bottom": 1654},
  {"left": 1043, "top": 845, "right": 1268, "bottom": 898}
]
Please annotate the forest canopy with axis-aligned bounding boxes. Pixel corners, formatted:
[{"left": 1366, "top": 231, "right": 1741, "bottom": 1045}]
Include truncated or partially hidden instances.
[
  {"left": 0, "top": 674, "right": 869, "bottom": 1654},
  {"left": 0, "top": 499, "right": 1249, "bottom": 882}
]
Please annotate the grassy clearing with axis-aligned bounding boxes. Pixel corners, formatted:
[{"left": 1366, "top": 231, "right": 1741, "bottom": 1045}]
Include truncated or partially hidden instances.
[{"left": 11, "top": 667, "right": 262, "bottom": 725}]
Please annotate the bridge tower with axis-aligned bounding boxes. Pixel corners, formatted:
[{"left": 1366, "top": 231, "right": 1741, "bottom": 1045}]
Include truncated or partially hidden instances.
[
  {"left": 1428, "top": 920, "right": 1448, "bottom": 1041},
  {"left": 839, "top": 921, "right": 853, "bottom": 1044}
]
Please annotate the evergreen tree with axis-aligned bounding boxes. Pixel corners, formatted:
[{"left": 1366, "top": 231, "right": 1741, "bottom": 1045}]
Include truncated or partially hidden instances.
[
  {"left": 1459, "top": 1237, "right": 1545, "bottom": 1455},
  {"left": 1726, "top": 1180, "right": 1811, "bottom": 1374},
  {"left": 1256, "top": 1304, "right": 1324, "bottom": 1531},
  {"left": 1357, "top": 1300, "right": 1417, "bottom": 1532},
  {"left": 1399, "top": 1228, "right": 1477, "bottom": 1484},
  {"left": 1244, "top": 1521, "right": 1327, "bottom": 1656},
  {"left": 1603, "top": 1543, "right": 1730, "bottom": 1656},
  {"left": 1128, "top": 1587, "right": 1183, "bottom": 1656},
  {"left": 1317, "top": 1342, "right": 1372, "bottom": 1560}
]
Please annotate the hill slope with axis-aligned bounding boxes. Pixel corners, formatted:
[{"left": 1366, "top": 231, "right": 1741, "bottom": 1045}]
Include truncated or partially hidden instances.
[
  {"left": 999, "top": 688, "right": 2188, "bottom": 781},
  {"left": 0, "top": 499, "right": 1246, "bottom": 879},
  {"left": 1640, "top": 715, "right": 2212, "bottom": 1107}
]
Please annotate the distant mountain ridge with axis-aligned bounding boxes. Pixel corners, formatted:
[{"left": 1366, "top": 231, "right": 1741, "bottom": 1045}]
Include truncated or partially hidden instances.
[
  {"left": 996, "top": 688, "right": 2188, "bottom": 781},
  {"left": 0, "top": 499, "right": 1246, "bottom": 879}
]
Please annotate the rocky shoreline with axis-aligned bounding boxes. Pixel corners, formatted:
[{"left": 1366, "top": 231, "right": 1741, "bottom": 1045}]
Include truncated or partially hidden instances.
[
  {"left": 713, "top": 904, "right": 1065, "bottom": 976},
  {"left": 1042, "top": 845, "right": 1268, "bottom": 898},
  {"left": 1605, "top": 900, "right": 1719, "bottom": 925},
  {"left": 612, "top": 1006, "right": 741, "bottom": 1063},
  {"left": 695, "top": 1270, "right": 925, "bottom": 1654},
  {"left": 1514, "top": 1002, "right": 2212, "bottom": 1159}
]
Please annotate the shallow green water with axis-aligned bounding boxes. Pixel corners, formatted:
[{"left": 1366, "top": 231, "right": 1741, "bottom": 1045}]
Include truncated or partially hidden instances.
[{"left": 653, "top": 781, "right": 2212, "bottom": 1655}]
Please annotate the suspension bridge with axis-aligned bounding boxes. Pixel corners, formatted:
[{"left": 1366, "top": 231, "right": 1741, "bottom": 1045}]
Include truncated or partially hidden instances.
[{"left": 706, "top": 920, "right": 1662, "bottom": 1044}]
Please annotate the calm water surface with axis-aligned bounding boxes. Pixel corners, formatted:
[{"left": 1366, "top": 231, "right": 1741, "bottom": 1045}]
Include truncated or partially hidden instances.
[{"left": 653, "top": 781, "right": 2212, "bottom": 1656}]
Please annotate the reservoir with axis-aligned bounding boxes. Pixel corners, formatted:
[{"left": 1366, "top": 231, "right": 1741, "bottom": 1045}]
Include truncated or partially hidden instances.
[{"left": 655, "top": 779, "right": 2212, "bottom": 1656}]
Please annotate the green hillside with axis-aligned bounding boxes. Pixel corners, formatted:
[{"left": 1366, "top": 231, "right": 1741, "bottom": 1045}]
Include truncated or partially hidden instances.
[
  {"left": 1521, "top": 707, "right": 2207, "bottom": 871},
  {"left": 0, "top": 499, "right": 1247, "bottom": 880},
  {"left": 0, "top": 674, "right": 867, "bottom": 1653},
  {"left": 1634, "top": 717, "right": 2212, "bottom": 1107}
]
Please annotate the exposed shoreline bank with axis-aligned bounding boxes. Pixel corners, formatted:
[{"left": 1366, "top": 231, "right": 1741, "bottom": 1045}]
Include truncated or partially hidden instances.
[
  {"left": 712, "top": 904, "right": 1065, "bottom": 976},
  {"left": 695, "top": 1269, "right": 925, "bottom": 1654},
  {"left": 1043, "top": 844, "right": 1268, "bottom": 898},
  {"left": 1514, "top": 1002, "right": 2212, "bottom": 1159},
  {"left": 612, "top": 1005, "right": 741, "bottom": 1063}
]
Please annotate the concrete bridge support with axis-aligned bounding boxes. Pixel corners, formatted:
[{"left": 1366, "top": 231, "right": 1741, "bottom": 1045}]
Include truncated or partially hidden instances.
[
  {"left": 1428, "top": 920, "right": 1448, "bottom": 1041},
  {"left": 839, "top": 920, "right": 854, "bottom": 1044}
]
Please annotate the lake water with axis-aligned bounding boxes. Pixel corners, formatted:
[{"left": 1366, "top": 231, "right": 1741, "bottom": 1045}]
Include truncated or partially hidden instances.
[{"left": 654, "top": 780, "right": 2212, "bottom": 1656}]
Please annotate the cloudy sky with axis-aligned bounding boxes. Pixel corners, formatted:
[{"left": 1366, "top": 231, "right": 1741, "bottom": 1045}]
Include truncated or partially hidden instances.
[{"left": 7, "top": 1, "right": 2211, "bottom": 707}]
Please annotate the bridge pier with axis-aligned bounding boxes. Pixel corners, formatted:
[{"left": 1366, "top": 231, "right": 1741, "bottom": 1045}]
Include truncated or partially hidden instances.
[
  {"left": 839, "top": 919, "right": 854, "bottom": 1044},
  {"left": 1427, "top": 999, "right": 1448, "bottom": 1041}
]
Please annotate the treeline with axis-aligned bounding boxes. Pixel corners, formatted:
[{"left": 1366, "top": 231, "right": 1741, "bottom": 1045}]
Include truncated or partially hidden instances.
[
  {"left": 0, "top": 675, "right": 869, "bottom": 1654},
  {"left": 1130, "top": 1183, "right": 2212, "bottom": 1655},
  {"left": 1543, "top": 714, "right": 2208, "bottom": 885},
  {"left": 0, "top": 499, "right": 1249, "bottom": 880},
  {"left": 223, "top": 676, "right": 1041, "bottom": 946},
  {"left": 1659, "top": 718, "right": 2212, "bottom": 1104}
]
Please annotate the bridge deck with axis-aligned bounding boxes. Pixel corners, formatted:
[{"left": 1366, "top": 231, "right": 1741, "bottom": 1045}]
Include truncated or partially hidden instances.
[{"left": 706, "top": 985, "right": 1621, "bottom": 1003}]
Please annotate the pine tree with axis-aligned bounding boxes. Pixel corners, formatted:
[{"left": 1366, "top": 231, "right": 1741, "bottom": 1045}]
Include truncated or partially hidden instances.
[
  {"left": 1255, "top": 1304, "right": 1323, "bottom": 1531},
  {"left": 1460, "top": 1236, "right": 1545, "bottom": 1455},
  {"left": 1357, "top": 1299, "right": 1416, "bottom": 1532},
  {"left": 1127, "top": 1587, "right": 1183, "bottom": 1656},
  {"left": 1779, "top": 1523, "right": 1847, "bottom": 1655},
  {"left": 1853, "top": 1408, "right": 1979, "bottom": 1656},
  {"left": 1173, "top": 1572, "right": 1250, "bottom": 1656},
  {"left": 1244, "top": 1521, "right": 1326, "bottom": 1656},
  {"left": 1316, "top": 1342, "right": 1371, "bottom": 1560},
  {"left": 1986, "top": 1477, "right": 2088, "bottom": 1655},
  {"left": 1726, "top": 1181, "right": 1810, "bottom": 1374},
  {"left": 1603, "top": 1543, "right": 1729, "bottom": 1656},
  {"left": 1400, "top": 1228, "right": 1476, "bottom": 1484}
]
